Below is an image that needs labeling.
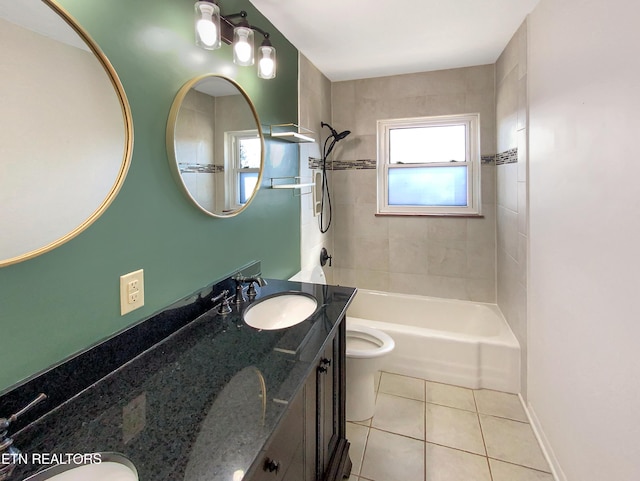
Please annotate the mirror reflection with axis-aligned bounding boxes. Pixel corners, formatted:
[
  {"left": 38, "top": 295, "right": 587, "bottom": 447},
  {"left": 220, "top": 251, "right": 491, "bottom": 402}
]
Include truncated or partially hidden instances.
[
  {"left": 167, "top": 75, "right": 263, "bottom": 217},
  {"left": 0, "top": 0, "right": 132, "bottom": 267}
]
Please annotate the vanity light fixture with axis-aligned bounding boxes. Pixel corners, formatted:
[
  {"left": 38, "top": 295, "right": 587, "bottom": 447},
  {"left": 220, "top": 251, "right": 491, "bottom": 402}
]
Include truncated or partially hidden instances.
[{"left": 194, "top": 0, "right": 277, "bottom": 79}]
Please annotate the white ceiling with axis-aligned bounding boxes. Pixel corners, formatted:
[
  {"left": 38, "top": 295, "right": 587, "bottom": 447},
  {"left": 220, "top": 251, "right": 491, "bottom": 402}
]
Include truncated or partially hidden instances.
[{"left": 250, "top": 0, "right": 540, "bottom": 81}]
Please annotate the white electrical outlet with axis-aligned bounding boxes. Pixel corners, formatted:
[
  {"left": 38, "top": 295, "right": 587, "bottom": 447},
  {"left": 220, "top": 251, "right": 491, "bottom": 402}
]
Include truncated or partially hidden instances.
[{"left": 120, "top": 269, "right": 144, "bottom": 315}]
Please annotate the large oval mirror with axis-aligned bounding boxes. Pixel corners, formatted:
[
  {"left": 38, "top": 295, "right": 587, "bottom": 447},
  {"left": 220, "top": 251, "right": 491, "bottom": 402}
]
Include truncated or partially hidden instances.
[
  {"left": 166, "top": 75, "right": 264, "bottom": 217},
  {"left": 0, "top": 0, "right": 133, "bottom": 267}
]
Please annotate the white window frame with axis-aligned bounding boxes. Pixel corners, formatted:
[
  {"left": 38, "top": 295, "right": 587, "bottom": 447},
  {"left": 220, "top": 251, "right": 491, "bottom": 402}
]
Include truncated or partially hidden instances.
[
  {"left": 224, "top": 129, "right": 260, "bottom": 209},
  {"left": 376, "top": 113, "right": 482, "bottom": 216}
]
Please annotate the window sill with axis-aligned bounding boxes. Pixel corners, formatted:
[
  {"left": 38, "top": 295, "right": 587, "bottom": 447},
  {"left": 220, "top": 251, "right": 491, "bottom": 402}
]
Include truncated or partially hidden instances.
[{"left": 375, "top": 212, "right": 484, "bottom": 218}]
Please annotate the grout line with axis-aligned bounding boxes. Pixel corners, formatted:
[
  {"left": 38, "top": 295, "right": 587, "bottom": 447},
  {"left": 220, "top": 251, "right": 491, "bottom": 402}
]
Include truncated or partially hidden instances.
[
  {"left": 425, "top": 440, "right": 488, "bottom": 459},
  {"left": 473, "top": 390, "right": 494, "bottom": 480},
  {"left": 356, "top": 424, "right": 372, "bottom": 479},
  {"left": 368, "top": 425, "right": 425, "bottom": 443},
  {"left": 425, "top": 399, "right": 477, "bottom": 413},
  {"left": 487, "top": 456, "right": 554, "bottom": 475},
  {"left": 424, "top": 379, "right": 428, "bottom": 481}
]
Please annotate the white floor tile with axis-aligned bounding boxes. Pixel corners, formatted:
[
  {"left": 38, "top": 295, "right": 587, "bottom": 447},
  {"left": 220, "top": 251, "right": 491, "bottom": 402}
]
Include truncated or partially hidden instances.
[
  {"left": 474, "top": 389, "right": 528, "bottom": 422},
  {"left": 480, "top": 415, "right": 550, "bottom": 472},
  {"left": 425, "top": 443, "right": 491, "bottom": 481},
  {"left": 489, "top": 459, "right": 555, "bottom": 481},
  {"left": 347, "top": 422, "right": 370, "bottom": 476},
  {"left": 372, "top": 393, "right": 425, "bottom": 440},
  {"left": 361, "top": 428, "right": 425, "bottom": 481},
  {"left": 426, "top": 382, "right": 476, "bottom": 411},
  {"left": 426, "top": 403, "right": 485, "bottom": 455},
  {"left": 379, "top": 372, "right": 426, "bottom": 401}
]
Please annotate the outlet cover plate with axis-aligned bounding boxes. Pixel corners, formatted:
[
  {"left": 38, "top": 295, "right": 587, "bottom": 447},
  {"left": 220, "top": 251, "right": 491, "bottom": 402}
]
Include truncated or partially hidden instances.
[{"left": 120, "top": 269, "right": 144, "bottom": 315}]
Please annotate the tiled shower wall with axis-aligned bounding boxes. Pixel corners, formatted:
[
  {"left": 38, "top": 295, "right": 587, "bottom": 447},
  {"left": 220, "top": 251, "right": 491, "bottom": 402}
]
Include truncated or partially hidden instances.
[
  {"left": 298, "top": 54, "right": 334, "bottom": 282},
  {"left": 495, "top": 22, "right": 528, "bottom": 396},
  {"left": 328, "top": 66, "right": 497, "bottom": 302}
]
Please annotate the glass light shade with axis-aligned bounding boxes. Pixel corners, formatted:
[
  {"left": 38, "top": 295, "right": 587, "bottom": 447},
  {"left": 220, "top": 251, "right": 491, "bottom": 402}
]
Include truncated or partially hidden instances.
[
  {"left": 194, "top": 1, "right": 221, "bottom": 50},
  {"left": 258, "top": 45, "right": 276, "bottom": 79},
  {"left": 233, "top": 26, "right": 254, "bottom": 66}
]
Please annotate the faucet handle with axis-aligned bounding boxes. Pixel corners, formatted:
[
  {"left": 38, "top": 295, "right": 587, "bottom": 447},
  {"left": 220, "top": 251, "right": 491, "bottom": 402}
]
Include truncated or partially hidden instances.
[{"left": 0, "top": 393, "right": 47, "bottom": 431}]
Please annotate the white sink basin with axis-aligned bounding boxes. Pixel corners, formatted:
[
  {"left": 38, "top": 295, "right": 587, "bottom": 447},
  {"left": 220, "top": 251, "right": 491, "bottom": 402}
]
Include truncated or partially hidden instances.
[
  {"left": 243, "top": 292, "right": 318, "bottom": 330},
  {"left": 25, "top": 453, "right": 137, "bottom": 481}
]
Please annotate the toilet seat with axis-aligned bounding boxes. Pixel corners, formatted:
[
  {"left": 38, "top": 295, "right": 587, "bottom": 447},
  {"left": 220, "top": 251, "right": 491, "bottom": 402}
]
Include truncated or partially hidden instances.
[{"left": 346, "top": 325, "right": 395, "bottom": 359}]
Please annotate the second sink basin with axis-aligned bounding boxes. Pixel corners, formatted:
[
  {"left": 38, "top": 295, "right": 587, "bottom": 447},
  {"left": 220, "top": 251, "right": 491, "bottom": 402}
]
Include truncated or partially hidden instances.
[{"left": 243, "top": 291, "right": 318, "bottom": 330}]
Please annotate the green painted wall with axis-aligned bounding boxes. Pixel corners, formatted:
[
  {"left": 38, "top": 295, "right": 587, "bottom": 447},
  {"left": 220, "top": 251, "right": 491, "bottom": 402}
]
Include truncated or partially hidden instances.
[{"left": 0, "top": 0, "right": 301, "bottom": 393}]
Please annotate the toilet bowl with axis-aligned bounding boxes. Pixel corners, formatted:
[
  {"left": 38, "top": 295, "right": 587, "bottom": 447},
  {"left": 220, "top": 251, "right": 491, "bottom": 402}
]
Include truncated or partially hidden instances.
[
  {"left": 289, "top": 266, "right": 395, "bottom": 421},
  {"left": 345, "top": 323, "right": 395, "bottom": 421}
]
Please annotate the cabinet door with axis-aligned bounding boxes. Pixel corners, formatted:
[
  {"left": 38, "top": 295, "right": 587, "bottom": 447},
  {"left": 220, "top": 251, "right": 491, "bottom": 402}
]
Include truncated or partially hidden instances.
[
  {"left": 251, "top": 388, "right": 304, "bottom": 481},
  {"left": 317, "top": 338, "right": 338, "bottom": 476}
]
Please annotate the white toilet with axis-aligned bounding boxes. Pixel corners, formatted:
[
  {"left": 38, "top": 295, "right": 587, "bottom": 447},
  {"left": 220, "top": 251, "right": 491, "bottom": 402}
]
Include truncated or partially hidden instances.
[
  {"left": 345, "top": 323, "right": 395, "bottom": 421},
  {"left": 289, "top": 266, "right": 395, "bottom": 422}
]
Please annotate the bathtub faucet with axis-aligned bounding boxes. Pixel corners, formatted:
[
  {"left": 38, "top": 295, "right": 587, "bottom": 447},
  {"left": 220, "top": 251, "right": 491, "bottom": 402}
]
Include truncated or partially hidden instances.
[{"left": 233, "top": 275, "right": 267, "bottom": 305}]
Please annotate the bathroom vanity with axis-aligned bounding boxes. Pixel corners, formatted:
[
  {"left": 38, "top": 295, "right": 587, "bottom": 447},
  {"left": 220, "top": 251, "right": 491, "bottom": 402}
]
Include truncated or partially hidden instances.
[{"left": 0, "top": 272, "right": 356, "bottom": 481}]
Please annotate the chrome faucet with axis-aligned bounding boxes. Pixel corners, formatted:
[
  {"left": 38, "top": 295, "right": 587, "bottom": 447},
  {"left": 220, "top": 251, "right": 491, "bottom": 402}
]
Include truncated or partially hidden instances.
[
  {"left": 233, "top": 275, "right": 267, "bottom": 305},
  {"left": 0, "top": 393, "right": 47, "bottom": 481}
]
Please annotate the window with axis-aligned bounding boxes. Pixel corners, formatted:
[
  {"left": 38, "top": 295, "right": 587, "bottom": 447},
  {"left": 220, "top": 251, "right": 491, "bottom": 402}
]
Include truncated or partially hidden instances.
[
  {"left": 225, "top": 130, "right": 261, "bottom": 208},
  {"left": 377, "top": 113, "right": 481, "bottom": 216}
]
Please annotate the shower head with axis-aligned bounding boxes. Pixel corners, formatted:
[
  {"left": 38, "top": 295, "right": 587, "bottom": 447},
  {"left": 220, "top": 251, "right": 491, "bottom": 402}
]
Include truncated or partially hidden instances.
[
  {"left": 335, "top": 129, "right": 351, "bottom": 141},
  {"left": 321, "top": 122, "right": 351, "bottom": 142}
]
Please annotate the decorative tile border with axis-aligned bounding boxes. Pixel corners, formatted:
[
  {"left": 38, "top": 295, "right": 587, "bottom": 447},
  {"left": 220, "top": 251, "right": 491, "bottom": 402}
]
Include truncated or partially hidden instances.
[
  {"left": 179, "top": 163, "right": 223, "bottom": 174},
  {"left": 308, "top": 157, "right": 376, "bottom": 170},
  {"left": 310, "top": 156, "right": 498, "bottom": 170},
  {"left": 495, "top": 148, "right": 518, "bottom": 165}
]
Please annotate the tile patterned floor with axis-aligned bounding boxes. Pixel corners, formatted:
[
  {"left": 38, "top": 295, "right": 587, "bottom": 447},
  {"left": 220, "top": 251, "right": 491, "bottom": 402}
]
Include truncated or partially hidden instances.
[{"left": 347, "top": 372, "right": 554, "bottom": 481}]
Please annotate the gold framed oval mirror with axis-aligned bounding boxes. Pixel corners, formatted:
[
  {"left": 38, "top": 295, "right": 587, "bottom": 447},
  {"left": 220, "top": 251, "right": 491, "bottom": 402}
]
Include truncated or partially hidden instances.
[
  {"left": 166, "top": 74, "right": 264, "bottom": 218},
  {"left": 0, "top": 0, "right": 133, "bottom": 267}
]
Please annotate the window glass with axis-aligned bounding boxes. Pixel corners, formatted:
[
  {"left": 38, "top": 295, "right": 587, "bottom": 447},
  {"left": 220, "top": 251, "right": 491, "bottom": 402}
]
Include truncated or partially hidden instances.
[
  {"left": 239, "top": 171, "right": 259, "bottom": 204},
  {"left": 388, "top": 166, "right": 468, "bottom": 206},
  {"left": 389, "top": 125, "right": 466, "bottom": 164},
  {"left": 239, "top": 137, "right": 261, "bottom": 169}
]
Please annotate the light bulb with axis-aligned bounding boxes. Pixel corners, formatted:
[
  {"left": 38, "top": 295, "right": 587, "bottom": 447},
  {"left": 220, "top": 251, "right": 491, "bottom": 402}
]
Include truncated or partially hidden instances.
[
  {"left": 197, "top": 18, "right": 217, "bottom": 47},
  {"left": 235, "top": 41, "right": 252, "bottom": 63},
  {"left": 194, "top": 1, "right": 220, "bottom": 50},
  {"left": 258, "top": 45, "right": 276, "bottom": 79},
  {"left": 259, "top": 57, "right": 274, "bottom": 77},
  {"left": 233, "top": 26, "right": 254, "bottom": 66}
]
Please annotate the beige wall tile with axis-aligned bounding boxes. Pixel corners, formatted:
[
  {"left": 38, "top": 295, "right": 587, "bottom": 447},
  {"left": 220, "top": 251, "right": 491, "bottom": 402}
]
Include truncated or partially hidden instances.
[
  {"left": 355, "top": 269, "right": 390, "bottom": 291},
  {"left": 517, "top": 129, "right": 528, "bottom": 182},
  {"left": 428, "top": 217, "right": 468, "bottom": 242},
  {"left": 465, "top": 278, "right": 496, "bottom": 303},
  {"left": 389, "top": 236, "right": 429, "bottom": 275},
  {"left": 496, "top": 27, "right": 520, "bottom": 85},
  {"left": 496, "top": 68, "right": 519, "bottom": 152},
  {"left": 388, "top": 273, "right": 430, "bottom": 296},
  {"left": 497, "top": 205, "right": 519, "bottom": 260},
  {"left": 497, "top": 163, "right": 519, "bottom": 212},
  {"left": 423, "top": 275, "right": 469, "bottom": 300},
  {"left": 517, "top": 180, "right": 528, "bottom": 227},
  {"left": 428, "top": 241, "right": 468, "bottom": 278}
]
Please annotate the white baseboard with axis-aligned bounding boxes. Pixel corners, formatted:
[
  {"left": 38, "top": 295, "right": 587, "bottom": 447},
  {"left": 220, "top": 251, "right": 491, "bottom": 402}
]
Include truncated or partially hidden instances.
[{"left": 518, "top": 394, "right": 567, "bottom": 481}]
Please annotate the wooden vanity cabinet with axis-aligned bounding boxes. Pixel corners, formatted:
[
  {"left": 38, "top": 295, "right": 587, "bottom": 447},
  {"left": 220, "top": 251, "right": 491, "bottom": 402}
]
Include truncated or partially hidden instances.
[{"left": 248, "top": 318, "right": 351, "bottom": 481}]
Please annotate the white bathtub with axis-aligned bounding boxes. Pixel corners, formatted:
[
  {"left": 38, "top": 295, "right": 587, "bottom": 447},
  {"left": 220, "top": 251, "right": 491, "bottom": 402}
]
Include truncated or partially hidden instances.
[{"left": 347, "top": 289, "right": 521, "bottom": 393}]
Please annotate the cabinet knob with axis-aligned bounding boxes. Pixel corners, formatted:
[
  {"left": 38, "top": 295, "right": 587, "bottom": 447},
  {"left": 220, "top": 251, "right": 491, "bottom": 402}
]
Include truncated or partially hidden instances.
[
  {"left": 263, "top": 458, "right": 280, "bottom": 473},
  {"left": 318, "top": 358, "right": 331, "bottom": 373}
]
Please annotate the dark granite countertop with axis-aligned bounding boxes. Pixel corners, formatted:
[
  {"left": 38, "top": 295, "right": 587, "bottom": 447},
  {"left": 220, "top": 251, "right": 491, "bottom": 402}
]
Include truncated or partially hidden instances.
[{"left": 4, "top": 278, "right": 357, "bottom": 481}]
